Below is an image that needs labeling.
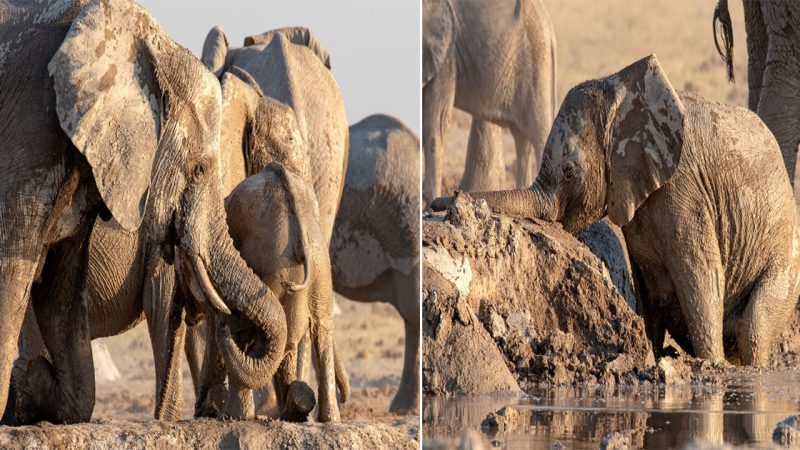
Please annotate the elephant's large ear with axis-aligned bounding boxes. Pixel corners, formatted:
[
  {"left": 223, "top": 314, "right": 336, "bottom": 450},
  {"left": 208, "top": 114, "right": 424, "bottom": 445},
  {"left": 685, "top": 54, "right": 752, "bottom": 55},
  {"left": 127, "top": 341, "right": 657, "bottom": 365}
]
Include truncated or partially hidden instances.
[
  {"left": 219, "top": 71, "right": 260, "bottom": 190},
  {"left": 422, "top": 0, "right": 455, "bottom": 85},
  {"left": 202, "top": 25, "right": 228, "bottom": 77},
  {"left": 244, "top": 27, "right": 331, "bottom": 70},
  {"left": 604, "top": 54, "right": 685, "bottom": 227},
  {"left": 49, "top": 0, "right": 172, "bottom": 232}
]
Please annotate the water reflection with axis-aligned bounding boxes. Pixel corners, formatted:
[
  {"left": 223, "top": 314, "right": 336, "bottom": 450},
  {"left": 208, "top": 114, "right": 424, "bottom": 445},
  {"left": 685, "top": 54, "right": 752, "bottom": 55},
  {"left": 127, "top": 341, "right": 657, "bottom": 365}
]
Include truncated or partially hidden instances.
[{"left": 423, "top": 371, "right": 800, "bottom": 449}]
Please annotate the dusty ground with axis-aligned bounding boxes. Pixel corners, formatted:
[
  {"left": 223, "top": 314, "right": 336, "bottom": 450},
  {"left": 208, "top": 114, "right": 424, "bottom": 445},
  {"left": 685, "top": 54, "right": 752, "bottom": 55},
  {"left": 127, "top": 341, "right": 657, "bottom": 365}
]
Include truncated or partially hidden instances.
[
  {"left": 92, "top": 295, "right": 413, "bottom": 425},
  {"left": 437, "top": 0, "right": 753, "bottom": 195}
]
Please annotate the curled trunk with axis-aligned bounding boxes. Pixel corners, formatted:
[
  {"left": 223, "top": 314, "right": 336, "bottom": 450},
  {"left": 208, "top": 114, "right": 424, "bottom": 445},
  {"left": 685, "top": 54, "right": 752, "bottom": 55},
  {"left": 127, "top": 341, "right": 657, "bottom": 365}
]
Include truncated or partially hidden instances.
[{"left": 201, "top": 207, "right": 287, "bottom": 389}]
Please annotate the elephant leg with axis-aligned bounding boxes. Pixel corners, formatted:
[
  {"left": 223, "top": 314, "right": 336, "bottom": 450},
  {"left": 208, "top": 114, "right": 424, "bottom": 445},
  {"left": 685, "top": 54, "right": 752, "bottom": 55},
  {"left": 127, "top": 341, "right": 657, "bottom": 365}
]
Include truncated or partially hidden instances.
[
  {"left": 389, "top": 269, "right": 420, "bottom": 414},
  {"left": 195, "top": 319, "right": 227, "bottom": 418},
  {"left": 511, "top": 126, "right": 534, "bottom": 188},
  {"left": 184, "top": 321, "right": 206, "bottom": 402},
  {"left": 143, "top": 252, "right": 186, "bottom": 420},
  {"left": 756, "top": 55, "right": 800, "bottom": 184},
  {"left": 737, "top": 265, "right": 798, "bottom": 366},
  {"left": 669, "top": 257, "right": 725, "bottom": 363},
  {"left": 275, "top": 288, "right": 310, "bottom": 422},
  {"left": 459, "top": 118, "right": 507, "bottom": 192},
  {"left": 422, "top": 56, "right": 456, "bottom": 204},
  {"left": 308, "top": 274, "right": 339, "bottom": 422},
  {"left": 630, "top": 261, "right": 666, "bottom": 356},
  {"left": 743, "top": 0, "right": 768, "bottom": 112},
  {"left": 295, "top": 333, "right": 311, "bottom": 383},
  {"left": 25, "top": 217, "right": 96, "bottom": 424}
]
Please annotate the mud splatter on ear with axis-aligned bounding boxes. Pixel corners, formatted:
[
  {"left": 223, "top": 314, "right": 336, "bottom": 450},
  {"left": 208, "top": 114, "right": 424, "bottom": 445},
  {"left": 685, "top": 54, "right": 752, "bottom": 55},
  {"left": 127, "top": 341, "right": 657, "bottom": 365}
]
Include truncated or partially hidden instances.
[{"left": 604, "top": 54, "right": 685, "bottom": 227}]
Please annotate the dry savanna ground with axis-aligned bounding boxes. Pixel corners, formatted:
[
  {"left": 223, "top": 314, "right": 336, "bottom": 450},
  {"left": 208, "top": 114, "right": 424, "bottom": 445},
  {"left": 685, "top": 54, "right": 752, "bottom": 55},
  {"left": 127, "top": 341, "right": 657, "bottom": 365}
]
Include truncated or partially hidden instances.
[
  {"left": 93, "top": 295, "right": 408, "bottom": 424},
  {"left": 439, "top": 0, "right": 760, "bottom": 194}
]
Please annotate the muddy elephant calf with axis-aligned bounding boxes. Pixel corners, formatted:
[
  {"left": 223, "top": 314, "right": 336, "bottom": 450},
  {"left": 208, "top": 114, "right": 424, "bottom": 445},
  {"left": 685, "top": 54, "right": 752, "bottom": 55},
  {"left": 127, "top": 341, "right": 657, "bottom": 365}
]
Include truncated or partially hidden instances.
[{"left": 435, "top": 55, "right": 800, "bottom": 366}]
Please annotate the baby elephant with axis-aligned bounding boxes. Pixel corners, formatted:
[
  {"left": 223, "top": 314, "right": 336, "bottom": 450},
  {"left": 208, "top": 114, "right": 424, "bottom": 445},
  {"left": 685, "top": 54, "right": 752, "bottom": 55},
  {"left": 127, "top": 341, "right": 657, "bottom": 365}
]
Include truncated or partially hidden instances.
[
  {"left": 434, "top": 54, "right": 800, "bottom": 366},
  {"left": 221, "top": 162, "right": 347, "bottom": 422}
]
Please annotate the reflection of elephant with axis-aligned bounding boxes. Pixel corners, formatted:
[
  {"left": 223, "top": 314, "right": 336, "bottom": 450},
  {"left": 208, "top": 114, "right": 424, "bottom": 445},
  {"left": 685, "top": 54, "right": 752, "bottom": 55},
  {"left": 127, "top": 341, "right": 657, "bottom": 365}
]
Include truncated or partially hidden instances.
[
  {"left": 220, "top": 162, "right": 347, "bottom": 422},
  {"left": 0, "top": 0, "right": 286, "bottom": 424},
  {"left": 422, "top": 0, "right": 557, "bottom": 203},
  {"left": 714, "top": 0, "right": 800, "bottom": 185},
  {"left": 434, "top": 55, "right": 800, "bottom": 366},
  {"left": 330, "top": 114, "right": 421, "bottom": 413}
]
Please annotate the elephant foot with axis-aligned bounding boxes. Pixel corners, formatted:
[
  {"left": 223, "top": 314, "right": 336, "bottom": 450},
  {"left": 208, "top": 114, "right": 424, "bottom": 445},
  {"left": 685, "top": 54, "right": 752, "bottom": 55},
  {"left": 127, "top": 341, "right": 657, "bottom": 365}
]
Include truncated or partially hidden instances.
[
  {"left": 11, "top": 356, "right": 75, "bottom": 425},
  {"left": 389, "top": 392, "right": 419, "bottom": 415},
  {"left": 280, "top": 381, "right": 316, "bottom": 422},
  {"left": 222, "top": 383, "right": 255, "bottom": 420},
  {"left": 195, "top": 382, "right": 227, "bottom": 418}
]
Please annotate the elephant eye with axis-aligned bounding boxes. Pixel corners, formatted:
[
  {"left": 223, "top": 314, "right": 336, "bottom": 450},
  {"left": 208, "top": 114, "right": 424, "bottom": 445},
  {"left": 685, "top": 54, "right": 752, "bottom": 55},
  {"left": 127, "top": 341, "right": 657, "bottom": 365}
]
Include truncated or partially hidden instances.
[
  {"left": 192, "top": 163, "right": 206, "bottom": 181},
  {"left": 562, "top": 161, "right": 576, "bottom": 180}
]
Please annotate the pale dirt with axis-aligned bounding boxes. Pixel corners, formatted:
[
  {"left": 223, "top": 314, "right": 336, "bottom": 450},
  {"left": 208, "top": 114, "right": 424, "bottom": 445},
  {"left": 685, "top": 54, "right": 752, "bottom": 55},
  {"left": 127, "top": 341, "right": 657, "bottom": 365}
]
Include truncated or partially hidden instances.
[{"left": 437, "top": 0, "right": 757, "bottom": 195}]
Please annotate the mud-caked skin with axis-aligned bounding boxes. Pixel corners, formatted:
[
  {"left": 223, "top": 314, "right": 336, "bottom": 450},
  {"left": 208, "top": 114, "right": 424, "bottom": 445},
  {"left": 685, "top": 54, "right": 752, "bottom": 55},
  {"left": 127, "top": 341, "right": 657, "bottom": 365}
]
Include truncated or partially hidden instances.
[
  {"left": 434, "top": 55, "right": 800, "bottom": 366},
  {"left": 1, "top": 0, "right": 289, "bottom": 425},
  {"left": 330, "top": 114, "right": 421, "bottom": 413},
  {"left": 422, "top": 0, "right": 557, "bottom": 203}
]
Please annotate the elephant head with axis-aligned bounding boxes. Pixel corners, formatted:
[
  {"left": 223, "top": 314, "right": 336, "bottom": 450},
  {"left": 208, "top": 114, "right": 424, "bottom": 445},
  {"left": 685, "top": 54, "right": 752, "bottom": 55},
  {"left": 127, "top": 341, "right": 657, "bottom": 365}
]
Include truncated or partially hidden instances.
[
  {"left": 433, "top": 54, "right": 684, "bottom": 232},
  {"left": 219, "top": 69, "right": 309, "bottom": 186},
  {"left": 422, "top": 0, "right": 455, "bottom": 86},
  {"left": 48, "top": 0, "right": 286, "bottom": 397}
]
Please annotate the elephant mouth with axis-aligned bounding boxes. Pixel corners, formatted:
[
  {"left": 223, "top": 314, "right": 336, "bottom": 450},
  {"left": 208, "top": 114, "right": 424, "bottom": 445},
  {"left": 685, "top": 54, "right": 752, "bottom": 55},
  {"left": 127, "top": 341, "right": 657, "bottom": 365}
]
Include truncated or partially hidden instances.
[{"left": 179, "top": 249, "right": 231, "bottom": 316}]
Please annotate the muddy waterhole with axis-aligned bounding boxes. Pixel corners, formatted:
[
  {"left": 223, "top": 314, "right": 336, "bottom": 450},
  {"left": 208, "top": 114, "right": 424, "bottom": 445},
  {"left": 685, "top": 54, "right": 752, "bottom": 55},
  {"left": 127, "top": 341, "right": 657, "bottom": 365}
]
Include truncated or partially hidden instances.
[{"left": 424, "top": 371, "right": 800, "bottom": 449}]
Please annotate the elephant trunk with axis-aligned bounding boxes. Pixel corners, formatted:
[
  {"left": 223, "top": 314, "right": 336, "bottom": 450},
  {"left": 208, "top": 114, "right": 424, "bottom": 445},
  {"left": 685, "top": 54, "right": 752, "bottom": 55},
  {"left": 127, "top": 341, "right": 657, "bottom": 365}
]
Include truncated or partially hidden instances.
[
  {"left": 469, "top": 183, "right": 556, "bottom": 219},
  {"left": 197, "top": 207, "right": 287, "bottom": 389}
]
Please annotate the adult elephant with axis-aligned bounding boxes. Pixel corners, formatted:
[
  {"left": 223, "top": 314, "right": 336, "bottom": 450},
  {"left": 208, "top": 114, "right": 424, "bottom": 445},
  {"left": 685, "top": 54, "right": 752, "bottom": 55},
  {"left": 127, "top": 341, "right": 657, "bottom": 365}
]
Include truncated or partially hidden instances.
[
  {"left": 329, "top": 114, "right": 421, "bottom": 414},
  {"left": 422, "top": 0, "right": 557, "bottom": 204},
  {"left": 713, "top": 0, "right": 800, "bottom": 185},
  {"left": 0, "top": 0, "right": 286, "bottom": 424},
  {"left": 433, "top": 55, "right": 800, "bottom": 366}
]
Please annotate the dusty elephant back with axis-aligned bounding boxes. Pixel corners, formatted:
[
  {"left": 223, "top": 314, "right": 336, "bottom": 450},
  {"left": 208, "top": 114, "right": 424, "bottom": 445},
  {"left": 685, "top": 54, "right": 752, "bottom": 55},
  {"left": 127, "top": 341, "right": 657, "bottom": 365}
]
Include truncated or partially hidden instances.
[
  {"left": 226, "top": 36, "right": 348, "bottom": 241},
  {"left": 330, "top": 114, "right": 420, "bottom": 289}
]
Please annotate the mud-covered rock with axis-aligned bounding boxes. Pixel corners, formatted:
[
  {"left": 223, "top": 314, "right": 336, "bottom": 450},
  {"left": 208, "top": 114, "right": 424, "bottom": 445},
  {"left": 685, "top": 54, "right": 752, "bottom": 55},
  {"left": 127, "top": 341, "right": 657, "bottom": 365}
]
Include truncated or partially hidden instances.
[
  {"left": 0, "top": 417, "right": 419, "bottom": 449},
  {"left": 481, "top": 406, "right": 530, "bottom": 433},
  {"left": 423, "top": 194, "right": 654, "bottom": 393},
  {"left": 600, "top": 430, "right": 633, "bottom": 450},
  {"left": 773, "top": 415, "right": 800, "bottom": 447}
]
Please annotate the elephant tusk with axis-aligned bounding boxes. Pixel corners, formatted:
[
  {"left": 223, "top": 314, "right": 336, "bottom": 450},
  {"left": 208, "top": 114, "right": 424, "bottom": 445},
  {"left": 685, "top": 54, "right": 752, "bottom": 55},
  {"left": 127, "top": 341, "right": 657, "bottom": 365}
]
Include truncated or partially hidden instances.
[{"left": 189, "top": 253, "right": 231, "bottom": 316}]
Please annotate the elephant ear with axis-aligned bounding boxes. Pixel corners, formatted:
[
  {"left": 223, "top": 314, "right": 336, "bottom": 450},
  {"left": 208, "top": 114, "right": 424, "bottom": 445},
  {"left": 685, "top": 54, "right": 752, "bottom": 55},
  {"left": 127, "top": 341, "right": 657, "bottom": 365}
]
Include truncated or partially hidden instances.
[
  {"left": 49, "top": 0, "right": 172, "bottom": 232},
  {"left": 219, "top": 71, "right": 260, "bottom": 191},
  {"left": 604, "top": 54, "right": 685, "bottom": 227},
  {"left": 244, "top": 27, "right": 331, "bottom": 70},
  {"left": 202, "top": 25, "right": 229, "bottom": 77},
  {"left": 422, "top": 0, "right": 455, "bottom": 85}
]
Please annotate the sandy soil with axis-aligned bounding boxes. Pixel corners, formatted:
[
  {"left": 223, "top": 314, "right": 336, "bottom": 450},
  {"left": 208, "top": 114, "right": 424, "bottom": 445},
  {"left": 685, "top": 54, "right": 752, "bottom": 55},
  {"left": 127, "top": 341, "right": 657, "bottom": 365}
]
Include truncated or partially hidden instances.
[
  {"left": 93, "top": 295, "right": 412, "bottom": 426},
  {"left": 438, "top": 0, "right": 752, "bottom": 195}
]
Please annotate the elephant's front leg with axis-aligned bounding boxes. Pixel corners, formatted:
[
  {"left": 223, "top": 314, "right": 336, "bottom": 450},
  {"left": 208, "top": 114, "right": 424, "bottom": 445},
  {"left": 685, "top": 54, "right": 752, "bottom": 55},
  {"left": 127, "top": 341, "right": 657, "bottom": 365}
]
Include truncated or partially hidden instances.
[
  {"left": 459, "top": 118, "right": 507, "bottom": 192},
  {"left": 669, "top": 255, "right": 726, "bottom": 363},
  {"left": 275, "top": 289, "right": 315, "bottom": 422},
  {"left": 194, "top": 319, "right": 227, "bottom": 418},
  {"left": 389, "top": 270, "right": 420, "bottom": 414},
  {"left": 422, "top": 57, "right": 456, "bottom": 204},
  {"left": 23, "top": 217, "right": 96, "bottom": 424}
]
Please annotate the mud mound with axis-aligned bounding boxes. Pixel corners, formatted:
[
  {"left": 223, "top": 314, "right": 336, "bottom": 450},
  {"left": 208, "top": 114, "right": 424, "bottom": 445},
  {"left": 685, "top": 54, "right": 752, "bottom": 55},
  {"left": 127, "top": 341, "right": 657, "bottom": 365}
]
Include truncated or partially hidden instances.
[
  {"left": 423, "top": 194, "right": 654, "bottom": 393},
  {"left": 0, "top": 417, "right": 419, "bottom": 449}
]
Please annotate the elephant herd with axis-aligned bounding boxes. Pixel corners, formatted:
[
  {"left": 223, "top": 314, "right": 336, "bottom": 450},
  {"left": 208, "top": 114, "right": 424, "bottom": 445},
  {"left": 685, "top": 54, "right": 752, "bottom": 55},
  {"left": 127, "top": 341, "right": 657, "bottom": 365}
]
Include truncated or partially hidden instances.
[
  {"left": 428, "top": 0, "right": 800, "bottom": 367},
  {"left": 0, "top": 0, "right": 419, "bottom": 425}
]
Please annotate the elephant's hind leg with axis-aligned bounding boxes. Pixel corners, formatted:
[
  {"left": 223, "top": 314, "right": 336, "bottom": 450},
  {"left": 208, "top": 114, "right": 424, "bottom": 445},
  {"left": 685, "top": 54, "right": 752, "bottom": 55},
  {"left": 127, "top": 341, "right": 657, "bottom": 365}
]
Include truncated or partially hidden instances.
[
  {"left": 308, "top": 275, "right": 340, "bottom": 422},
  {"left": 389, "top": 269, "right": 420, "bottom": 414},
  {"left": 511, "top": 127, "right": 534, "bottom": 188},
  {"left": 737, "top": 264, "right": 798, "bottom": 366},
  {"left": 459, "top": 118, "right": 506, "bottom": 192}
]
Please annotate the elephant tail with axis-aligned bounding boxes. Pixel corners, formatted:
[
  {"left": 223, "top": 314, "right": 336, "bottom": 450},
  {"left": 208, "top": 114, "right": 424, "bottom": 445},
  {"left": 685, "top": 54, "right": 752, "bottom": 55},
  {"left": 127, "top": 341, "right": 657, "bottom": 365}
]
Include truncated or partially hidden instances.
[
  {"left": 271, "top": 163, "right": 312, "bottom": 293},
  {"left": 713, "top": 0, "right": 735, "bottom": 82}
]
